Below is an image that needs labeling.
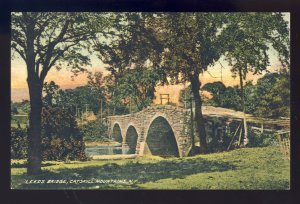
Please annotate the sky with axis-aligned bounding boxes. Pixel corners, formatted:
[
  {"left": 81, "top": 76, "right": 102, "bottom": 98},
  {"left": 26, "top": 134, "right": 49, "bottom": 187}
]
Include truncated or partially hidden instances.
[{"left": 11, "top": 12, "right": 290, "bottom": 103}]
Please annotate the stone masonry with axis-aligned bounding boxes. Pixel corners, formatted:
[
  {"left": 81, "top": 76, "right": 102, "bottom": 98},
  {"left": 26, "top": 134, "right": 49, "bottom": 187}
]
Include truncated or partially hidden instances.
[
  {"left": 107, "top": 105, "right": 238, "bottom": 157},
  {"left": 107, "top": 105, "right": 192, "bottom": 157}
]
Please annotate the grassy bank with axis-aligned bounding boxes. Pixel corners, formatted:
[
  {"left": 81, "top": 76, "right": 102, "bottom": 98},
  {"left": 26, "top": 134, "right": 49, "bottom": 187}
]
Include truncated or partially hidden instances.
[
  {"left": 11, "top": 146, "right": 289, "bottom": 190},
  {"left": 84, "top": 140, "right": 121, "bottom": 147}
]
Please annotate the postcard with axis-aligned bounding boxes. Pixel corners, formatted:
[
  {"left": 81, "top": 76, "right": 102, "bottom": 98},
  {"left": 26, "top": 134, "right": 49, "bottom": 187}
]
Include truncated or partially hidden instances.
[{"left": 11, "top": 12, "right": 290, "bottom": 190}]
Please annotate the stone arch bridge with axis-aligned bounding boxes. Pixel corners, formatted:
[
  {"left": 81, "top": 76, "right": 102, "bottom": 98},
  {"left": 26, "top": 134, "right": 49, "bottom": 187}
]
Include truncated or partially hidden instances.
[
  {"left": 107, "top": 105, "right": 290, "bottom": 157},
  {"left": 107, "top": 105, "right": 233, "bottom": 157},
  {"left": 107, "top": 105, "right": 240, "bottom": 157}
]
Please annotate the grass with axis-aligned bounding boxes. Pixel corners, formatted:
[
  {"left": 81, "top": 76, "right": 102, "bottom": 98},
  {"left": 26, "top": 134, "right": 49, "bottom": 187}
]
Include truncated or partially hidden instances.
[
  {"left": 84, "top": 140, "right": 121, "bottom": 147},
  {"left": 11, "top": 146, "right": 289, "bottom": 190},
  {"left": 11, "top": 122, "right": 28, "bottom": 129},
  {"left": 11, "top": 116, "right": 28, "bottom": 129}
]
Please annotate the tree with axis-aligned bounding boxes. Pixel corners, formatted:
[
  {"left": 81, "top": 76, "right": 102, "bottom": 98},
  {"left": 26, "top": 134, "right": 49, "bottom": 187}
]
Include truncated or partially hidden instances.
[
  {"left": 221, "top": 13, "right": 290, "bottom": 145},
  {"left": 93, "top": 13, "right": 164, "bottom": 115},
  {"left": 147, "top": 13, "right": 228, "bottom": 154},
  {"left": 11, "top": 12, "right": 107, "bottom": 174},
  {"left": 202, "top": 82, "right": 226, "bottom": 107},
  {"left": 86, "top": 71, "right": 107, "bottom": 116},
  {"left": 251, "top": 72, "right": 290, "bottom": 118},
  {"left": 61, "top": 85, "right": 106, "bottom": 115},
  {"left": 43, "top": 81, "right": 60, "bottom": 107},
  {"left": 94, "top": 13, "right": 163, "bottom": 83},
  {"left": 112, "top": 68, "right": 161, "bottom": 111},
  {"left": 223, "top": 86, "right": 242, "bottom": 110}
]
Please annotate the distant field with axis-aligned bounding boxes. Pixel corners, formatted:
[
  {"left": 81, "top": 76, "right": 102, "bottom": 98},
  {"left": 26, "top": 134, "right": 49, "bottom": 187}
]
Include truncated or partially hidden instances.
[{"left": 11, "top": 146, "right": 289, "bottom": 190}]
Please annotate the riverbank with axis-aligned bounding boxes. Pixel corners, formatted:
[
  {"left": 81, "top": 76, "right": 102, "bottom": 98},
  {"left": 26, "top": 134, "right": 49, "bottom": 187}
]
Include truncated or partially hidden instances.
[
  {"left": 84, "top": 140, "right": 121, "bottom": 147},
  {"left": 91, "top": 154, "right": 137, "bottom": 160},
  {"left": 11, "top": 146, "right": 289, "bottom": 190}
]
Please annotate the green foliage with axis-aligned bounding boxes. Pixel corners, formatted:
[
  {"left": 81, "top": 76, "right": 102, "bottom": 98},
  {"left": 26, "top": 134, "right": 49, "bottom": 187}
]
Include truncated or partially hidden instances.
[
  {"left": 250, "top": 72, "right": 290, "bottom": 118},
  {"left": 222, "top": 86, "right": 242, "bottom": 110},
  {"left": 202, "top": 82, "right": 226, "bottom": 107},
  {"left": 93, "top": 13, "right": 164, "bottom": 113},
  {"left": 41, "top": 106, "right": 87, "bottom": 161},
  {"left": 43, "top": 81, "right": 60, "bottom": 106},
  {"left": 11, "top": 106, "right": 87, "bottom": 161},
  {"left": 201, "top": 81, "right": 241, "bottom": 110},
  {"left": 220, "top": 13, "right": 289, "bottom": 126},
  {"left": 42, "top": 79, "right": 106, "bottom": 115},
  {"left": 221, "top": 13, "right": 289, "bottom": 80},
  {"left": 147, "top": 13, "right": 234, "bottom": 153},
  {"left": 11, "top": 100, "right": 30, "bottom": 115},
  {"left": 11, "top": 107, "right": 86, "bottom": 160},
  {"left": 105, "top": 101, "right": 129, "bottom": 116},
  {"left": 11, "top": 115, "right": 28, "bottom": 126},
  {"left": 79, "top": 121, "right": 109, "bottom": 142},
  {"left": 11, "top": 12, "right": 109, "bottom": 75},
  {"left": 61, "top": 85, "right": 106, "bottom": 115},
  {"left": 11, "top": 102, "right": 19, "bottom": 115},
  {"left": 11, "top": 12, "right": 107, "bottom": 173},
  {"left": 149, "top": 13, "right": 228, "bottom": 84},
  {"left": 112, "top": 69, "right": 161, "bottom": 111},
  {"left": 247, "top": 129, "right": 279, "bottom": 147},
  {"left": 179, "top": 86, "right": 193, "bottom": 108},
  {"left": 94, "top": 13, "right": 162, "bottom": 82},
  {"left": 202, "top": 72, "right": 290, "bottom": 119},
  {"left": 11, "top": 103, "right": 86, "bottom": 160},
  {"left": 11, "top": 127, "right": 28, "bottom": 159}
]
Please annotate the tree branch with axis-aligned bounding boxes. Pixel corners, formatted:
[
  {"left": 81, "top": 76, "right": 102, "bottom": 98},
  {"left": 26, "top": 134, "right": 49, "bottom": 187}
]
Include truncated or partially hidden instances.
[
  {"left": 48, "top": 43, "right": 78, "bottom": 69},
  {"left": 52, "top": 19, "right": 70, "bottom": 45},
  {"left": 11, "top": 44, "right": 26, "bottom": 61}
]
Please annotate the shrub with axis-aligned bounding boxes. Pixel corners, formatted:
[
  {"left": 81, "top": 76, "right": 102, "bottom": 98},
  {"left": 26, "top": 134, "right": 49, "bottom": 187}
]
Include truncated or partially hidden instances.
[
  {"left": 41, "top": 106, "right": 87, "bottom": 161},
  {"left": 79, "top": 120, "right": 109, "bottom": 142},
  {"left": 11, "top": 127, "right": 28, "bottom": 159},
  {"left": 11, "top": 106, "right": 87, "bottom": 161},
  {"left": 247, "top": 129, "right": 279, "bottom": 147}
]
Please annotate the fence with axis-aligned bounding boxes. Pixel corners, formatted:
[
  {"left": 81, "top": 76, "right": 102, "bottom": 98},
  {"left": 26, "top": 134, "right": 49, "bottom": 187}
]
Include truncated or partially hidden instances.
[{"left": 276, "top": 130, "right": 290, "bottom": 160}]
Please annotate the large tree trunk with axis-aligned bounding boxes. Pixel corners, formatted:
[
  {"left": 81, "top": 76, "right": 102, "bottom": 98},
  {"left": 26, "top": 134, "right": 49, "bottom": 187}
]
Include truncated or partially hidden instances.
[
  {"left": 190, "top": 74, "right": 208, "bottom": 154},
  {"left": 238, "top": 68, "right": 248, "bottom": 146},
  {"left": 25, "top": 19, "right": 44, "bottom": 175},
  {"left": 27, "top": 77, "right": 43, "bottom": 175}
]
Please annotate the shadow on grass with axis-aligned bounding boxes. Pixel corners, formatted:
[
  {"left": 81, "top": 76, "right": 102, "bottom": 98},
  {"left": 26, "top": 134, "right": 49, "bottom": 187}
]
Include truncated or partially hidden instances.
[
  {"left": 11, "top": 162, "right": 57, "bottom": 168},
  {"left": 12, "top": 157, "right": 236, "bottom": 189}
]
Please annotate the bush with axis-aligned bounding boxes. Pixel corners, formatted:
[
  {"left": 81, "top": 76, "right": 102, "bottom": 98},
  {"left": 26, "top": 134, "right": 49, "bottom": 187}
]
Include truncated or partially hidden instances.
[
  {"left": 11, "top": 127, "right": 28, "bottom": 159},
  {"left": 79, "top": 120, "right": 109, "bottom": 142},
  {"left": 11, "top": 106, "right": 87, "bottom": 161},
  {"left": 247, "top": 129, "right": 279, "bottom": 147},
  {"left": 41, "top": 106, "right": 87, "bottom": 161}
]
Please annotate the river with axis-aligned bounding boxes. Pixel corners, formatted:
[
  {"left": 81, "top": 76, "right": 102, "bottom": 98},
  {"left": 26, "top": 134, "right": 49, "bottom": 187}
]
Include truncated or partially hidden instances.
[{"left": 85, "top": 146, "right": 131, "bottom": 156}]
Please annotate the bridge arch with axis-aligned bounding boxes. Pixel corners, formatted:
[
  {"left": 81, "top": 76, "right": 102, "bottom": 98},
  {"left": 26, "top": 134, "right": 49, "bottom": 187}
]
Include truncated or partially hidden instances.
[
  {"left": 125, "top": 124, "right": 139, "bottom": 154},
  {"left": 111, "top": 122, "right": 123, "bottom": 143},
  {"left": 144, "top": 113, "right": 180, "bottom": 157},
  {"left": 107, "top": 105, "right": 194, "bottom": 157}
]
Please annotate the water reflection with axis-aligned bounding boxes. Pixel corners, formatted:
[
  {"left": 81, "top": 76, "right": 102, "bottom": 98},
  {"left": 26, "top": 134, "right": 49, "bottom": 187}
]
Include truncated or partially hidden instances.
[{"left": 85, "top": 146, "right": 132, "bottom": 156}]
